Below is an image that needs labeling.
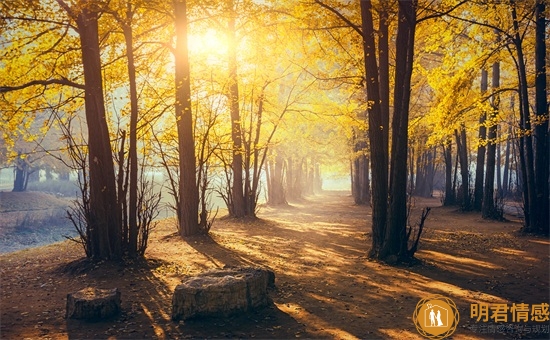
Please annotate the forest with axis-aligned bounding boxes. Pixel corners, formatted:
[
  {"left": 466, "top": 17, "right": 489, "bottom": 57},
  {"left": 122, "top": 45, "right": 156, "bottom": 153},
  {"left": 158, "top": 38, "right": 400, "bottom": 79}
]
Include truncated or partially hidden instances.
[{"left": 0, "top": 0, "right": 548, "bottom": 339}]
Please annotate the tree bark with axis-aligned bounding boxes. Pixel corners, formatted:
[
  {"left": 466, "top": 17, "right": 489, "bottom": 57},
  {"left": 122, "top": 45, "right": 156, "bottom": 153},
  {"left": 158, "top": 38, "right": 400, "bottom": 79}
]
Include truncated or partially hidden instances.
[
  {"left": 360, "top": 0, "right": 387, "bottom": 258},
  {"left": 360, "top": 155, "right": 370, "bottom": 204},
  {"left": 383, "top": 0, "right": 417, "bottom": 260},
  {"left": 534, "top": 0, "right": 549, "bottom": 234},
  {"left": 267, "top": 155, "right": 286, "bottom": 205},
  {"left": 175, "top": 0, "right": 199, "bottom": 236},
  {"left": 482, "top": 60, "right": 499, "bottom": 219},
  {"left": 496, "top": 125, "right": 502, "bottom": 196},
  {"left": 443, "top": 140, "right": 455, "bottom": 206},
  {"left": 474, "top": 69, "right": 488, "bottom": 211},
  {"left": 227, "top": 5, "right": 245, "bottom": 218},
  {"left": 511, "top": 0, "right": 536, "bottom": 231},
  {"left": 75, "top": 2, "right": 121, "bottom": 259},
  {"left": 352, "top": 136, "right": 369, "bottom": 205},
  {"left": 13, "top": 153, "right": 30, "bottom": 192},
  {"left": 378, "top": 7, "right": 390, "bottom": 155},
  {"left": 502, "top": 125, "right": 511, "bottom": 196},
  {"left": 414, "top": 147, "right": 436, "bottom": 198},
  {"left": 455, "top": 125, "right": 470, "bottom": 211},
  {"left": 122, "top": 2, "right": 139, "bottom": 256}
]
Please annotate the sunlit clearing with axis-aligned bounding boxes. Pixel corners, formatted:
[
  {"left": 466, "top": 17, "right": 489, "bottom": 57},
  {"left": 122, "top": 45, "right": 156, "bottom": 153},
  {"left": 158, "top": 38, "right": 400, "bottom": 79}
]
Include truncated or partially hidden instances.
[{"left": 188, "top": 29, "right": 228, "bottom": 56}]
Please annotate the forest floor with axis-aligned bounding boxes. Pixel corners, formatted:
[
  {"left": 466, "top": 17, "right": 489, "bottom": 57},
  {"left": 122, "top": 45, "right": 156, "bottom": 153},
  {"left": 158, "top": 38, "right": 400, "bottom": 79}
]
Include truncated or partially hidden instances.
[{"left": 0, "top": 191, "right": 549, "bottom": 339}]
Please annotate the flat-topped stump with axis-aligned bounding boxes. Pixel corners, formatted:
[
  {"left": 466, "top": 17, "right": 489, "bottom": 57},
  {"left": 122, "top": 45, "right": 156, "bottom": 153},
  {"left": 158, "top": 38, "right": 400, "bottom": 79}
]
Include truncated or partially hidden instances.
[
  {"left": 66, "top": 287, "right": 121, "bottom": 320},
  {"left": 172, "top": 267, "right": 275, "bottom": 321}
]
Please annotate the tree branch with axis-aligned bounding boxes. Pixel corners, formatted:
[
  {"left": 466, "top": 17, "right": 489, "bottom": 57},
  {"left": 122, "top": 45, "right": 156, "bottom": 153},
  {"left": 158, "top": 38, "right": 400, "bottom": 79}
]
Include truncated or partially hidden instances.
[
  {"left": 313, "top": 0, "right": 363, "bottom": 38},
  {"left": 0, "top": 78, "right": 85, "bottom": 93},
  {"left": 417, "top": 0, "right": 470, "bottom": 23},
  {"left": 55, "top": 0, "right": 77, "bottom": 21}
]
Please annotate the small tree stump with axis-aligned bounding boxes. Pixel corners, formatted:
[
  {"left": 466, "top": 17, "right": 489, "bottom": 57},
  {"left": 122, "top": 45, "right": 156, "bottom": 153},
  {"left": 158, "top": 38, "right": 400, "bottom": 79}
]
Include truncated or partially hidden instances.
[{"left": 66, "top": 287, "right": 121, "bottom": 320}]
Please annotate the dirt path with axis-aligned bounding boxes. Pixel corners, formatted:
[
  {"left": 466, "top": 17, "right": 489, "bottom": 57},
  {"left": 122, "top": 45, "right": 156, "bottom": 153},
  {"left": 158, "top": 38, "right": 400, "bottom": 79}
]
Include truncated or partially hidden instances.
[{"left": 0, "top": 191, "right": 548, "bottom": 339}]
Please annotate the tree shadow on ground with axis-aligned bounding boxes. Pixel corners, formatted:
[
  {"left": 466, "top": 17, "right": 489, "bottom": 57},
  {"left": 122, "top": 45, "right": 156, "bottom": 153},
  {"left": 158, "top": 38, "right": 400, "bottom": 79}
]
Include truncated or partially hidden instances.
[
  {"left": 186, "top": 193, "right": 549, "bottom": 339},
  {"left": 58, "top": 254, "right": 312, "bottom": 339},
  {"left": 59, "top": 258, "right": 179, "bottom": 339},
  {"left": 2, "top": 192, "right": 547, "bottom": 339},
  {"left": 186, "top": 217, "right": 414, "bottom": 339}
]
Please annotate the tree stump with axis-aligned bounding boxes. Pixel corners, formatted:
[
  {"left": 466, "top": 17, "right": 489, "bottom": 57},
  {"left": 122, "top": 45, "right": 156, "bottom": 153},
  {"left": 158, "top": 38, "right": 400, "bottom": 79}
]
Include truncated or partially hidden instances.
[
  {"left": 66, "top": 287, "right": 121, "bottom": 320},
  {"left": 172, "top": 267, "right": 275, "bottom": 321}
]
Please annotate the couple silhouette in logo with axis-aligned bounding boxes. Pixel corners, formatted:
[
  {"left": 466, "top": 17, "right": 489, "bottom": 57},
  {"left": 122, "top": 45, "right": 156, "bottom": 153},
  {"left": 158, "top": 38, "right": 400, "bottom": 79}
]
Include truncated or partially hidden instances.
[{"left": 429, "top": 308, "right": 443, "bottom": 327}]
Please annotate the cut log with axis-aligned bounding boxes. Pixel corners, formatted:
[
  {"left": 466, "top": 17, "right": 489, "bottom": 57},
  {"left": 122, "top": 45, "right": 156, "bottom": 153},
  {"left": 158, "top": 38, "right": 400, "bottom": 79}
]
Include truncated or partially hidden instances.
[
  {"left": 66, "top": 287, "right": 121, "bottom": 320},
  {"left": 172, "top": 267, "right": 275, "bottom": 321}
]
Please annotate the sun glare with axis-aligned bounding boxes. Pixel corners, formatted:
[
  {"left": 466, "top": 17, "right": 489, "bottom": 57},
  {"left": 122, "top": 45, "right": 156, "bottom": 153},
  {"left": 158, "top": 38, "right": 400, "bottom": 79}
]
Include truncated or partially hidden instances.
[{"left": 188, "top": 29, "right": 227, "bottom": 56}]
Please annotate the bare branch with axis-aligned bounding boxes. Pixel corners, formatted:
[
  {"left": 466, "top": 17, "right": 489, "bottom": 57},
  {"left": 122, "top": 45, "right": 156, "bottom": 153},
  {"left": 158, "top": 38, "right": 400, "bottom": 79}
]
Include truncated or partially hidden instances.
[
  {"left": 417, "top": 0, "right": 470, "bottom": 23},
  {"left": 313, "top": 0, "right": 363, "bottom": 38},
  {"left": 0, "top": 78, "right": 85, "bottom": 93}
]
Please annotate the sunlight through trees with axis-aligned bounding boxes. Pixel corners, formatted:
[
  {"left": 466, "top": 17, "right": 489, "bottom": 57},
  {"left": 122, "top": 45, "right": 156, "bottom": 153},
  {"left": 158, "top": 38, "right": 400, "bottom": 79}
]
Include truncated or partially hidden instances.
[{"left": 0, "top": 0, "right": 547, "bottom": 261}]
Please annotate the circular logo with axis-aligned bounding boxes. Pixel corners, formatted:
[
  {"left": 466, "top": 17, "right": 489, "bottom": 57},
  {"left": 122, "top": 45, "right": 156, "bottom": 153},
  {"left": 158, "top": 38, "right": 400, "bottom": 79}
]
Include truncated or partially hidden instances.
[{"left": 413, "top": 296, "right": 459, "bottom": 339}]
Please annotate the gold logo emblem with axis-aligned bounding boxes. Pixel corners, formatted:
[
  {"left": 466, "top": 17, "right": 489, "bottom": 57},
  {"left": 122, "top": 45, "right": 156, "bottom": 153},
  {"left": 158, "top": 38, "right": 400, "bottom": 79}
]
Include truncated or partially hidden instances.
[{"left": 413, "top": 296, "right": 459, "bottom": 339}]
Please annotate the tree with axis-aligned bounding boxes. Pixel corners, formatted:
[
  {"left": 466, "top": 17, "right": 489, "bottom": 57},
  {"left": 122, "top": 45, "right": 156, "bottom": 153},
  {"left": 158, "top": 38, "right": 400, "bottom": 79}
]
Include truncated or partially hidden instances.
[
  {"left": 533, "top": 0, "right": 549, "bottom": 234},
  {"left": 442, "top": 138, "right": 456, "bottom": 205},
  {"left": 482, "top": 58, "right": 500, "bottom": 219},
  {"left": 226, "top": 1, "right": 247, "bottom": 218},
  {"left": 359, "top": 0, "right": 388, "bottom": 258},
  {"left": 1, "top": 0, "right": 165, "bottom": 259},
  {"left": 437, "top": 0, "right": 548, "bottom": 233},
  {"left": 12, "top": 152, "right": 31, "bottom": 192},
  {"left": 56, "top": 0, "right": 122, "bottom": 259},
  {"left": 174, "top": 0, "right": 200, "bottom": 236},
  {"left": 509, "top": 0, "right": 537, "bottom": 232},
  {"left": 383, "top": 0, "right": 417, "bottom": 259},
  {"left": 473, "top": 69, "right": 488, "bottom": 211}
]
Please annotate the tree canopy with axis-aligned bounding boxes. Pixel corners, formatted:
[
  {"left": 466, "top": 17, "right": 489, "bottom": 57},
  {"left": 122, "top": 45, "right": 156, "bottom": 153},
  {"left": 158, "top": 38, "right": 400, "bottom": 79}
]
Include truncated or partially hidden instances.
[{"left": 1, "top": 0, "right": 547, "bottom": 260}]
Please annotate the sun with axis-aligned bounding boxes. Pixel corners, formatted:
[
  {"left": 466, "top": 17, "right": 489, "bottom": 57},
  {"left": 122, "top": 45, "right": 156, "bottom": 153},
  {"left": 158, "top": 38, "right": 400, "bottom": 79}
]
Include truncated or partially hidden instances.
[{"left": 188, "top": 28, "right": 228, "bottom": 56}]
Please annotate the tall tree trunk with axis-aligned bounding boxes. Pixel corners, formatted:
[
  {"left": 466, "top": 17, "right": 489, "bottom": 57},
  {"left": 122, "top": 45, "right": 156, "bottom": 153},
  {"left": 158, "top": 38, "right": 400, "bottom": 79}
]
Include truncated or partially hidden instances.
[
  {"left": 287, "top": 157, "right": 295, "bottom": 199},
  {"left": 511, "top": 0, "right": 536, "bottom": 231},
  {"left": 352, "top": 153, "right": 361, "bottom": 204},
  {"left": 455, "top": 125, "right": 470, "bottom": 211},
  {"left": 361, "top": 155, "right": 370, "bottom": 204},
  {"left": 305, "top": 159, "right": 314, "bottom": 195},
  {"left": 227, "top": 6, "right": 245, "bottom": 218},
  {"left": 534, "top": 0, "right": 549, "bottom": 234},
  {"left": 378, "top": 7, "right": 390, "bottom": 155},
  {"left": 482, "top": 60, "right": 499, "bottom": 219},
  {"left": 352, "top": 136, "right": 369, "bottom": 205},
  {"left": 267, "top": 155, "right": 286, "bottom": 205},
  {"left": 474, "top": 69, "right": 488, "bottom": 211},
  {"left": 174, "top": 0, "right": 199, "bottom": 236},
  {"left": 76, "top": 1, "right": 121, "bottom": 259},
  {"left": 293, "top": 158, "right": 304, "bottom": 199},
  {"left": 496, "top": 125, "right": 502, "bottom": 196},
  {"left": 314, "top": 162, "right": 322, "bottom": 193},
  {"left": 383, "top": 0, "right": 417, "bottom": 260},
  {"left": 12, "top": 153, "right": 29, "bottom": 192},
  {"left": 360, "top": 0, "right": 387, "bottom": 258},
  {"left": 453, "top": 146, "right": 459, "bottom": 200},
  {"left": 122, "top": 2, "right": 138, "bottom": 256},
  {"left": 409, "top": 145, "right": 416, "bottom": 194},
  {"left": 414, "top": 147, "right": 435, "bottom": 198},
  {"left": 502, "top": 125, "right": 511, "bottom": 196},
  {"left": 443, "top": 140, "right": 455, "bottom": 206}
]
